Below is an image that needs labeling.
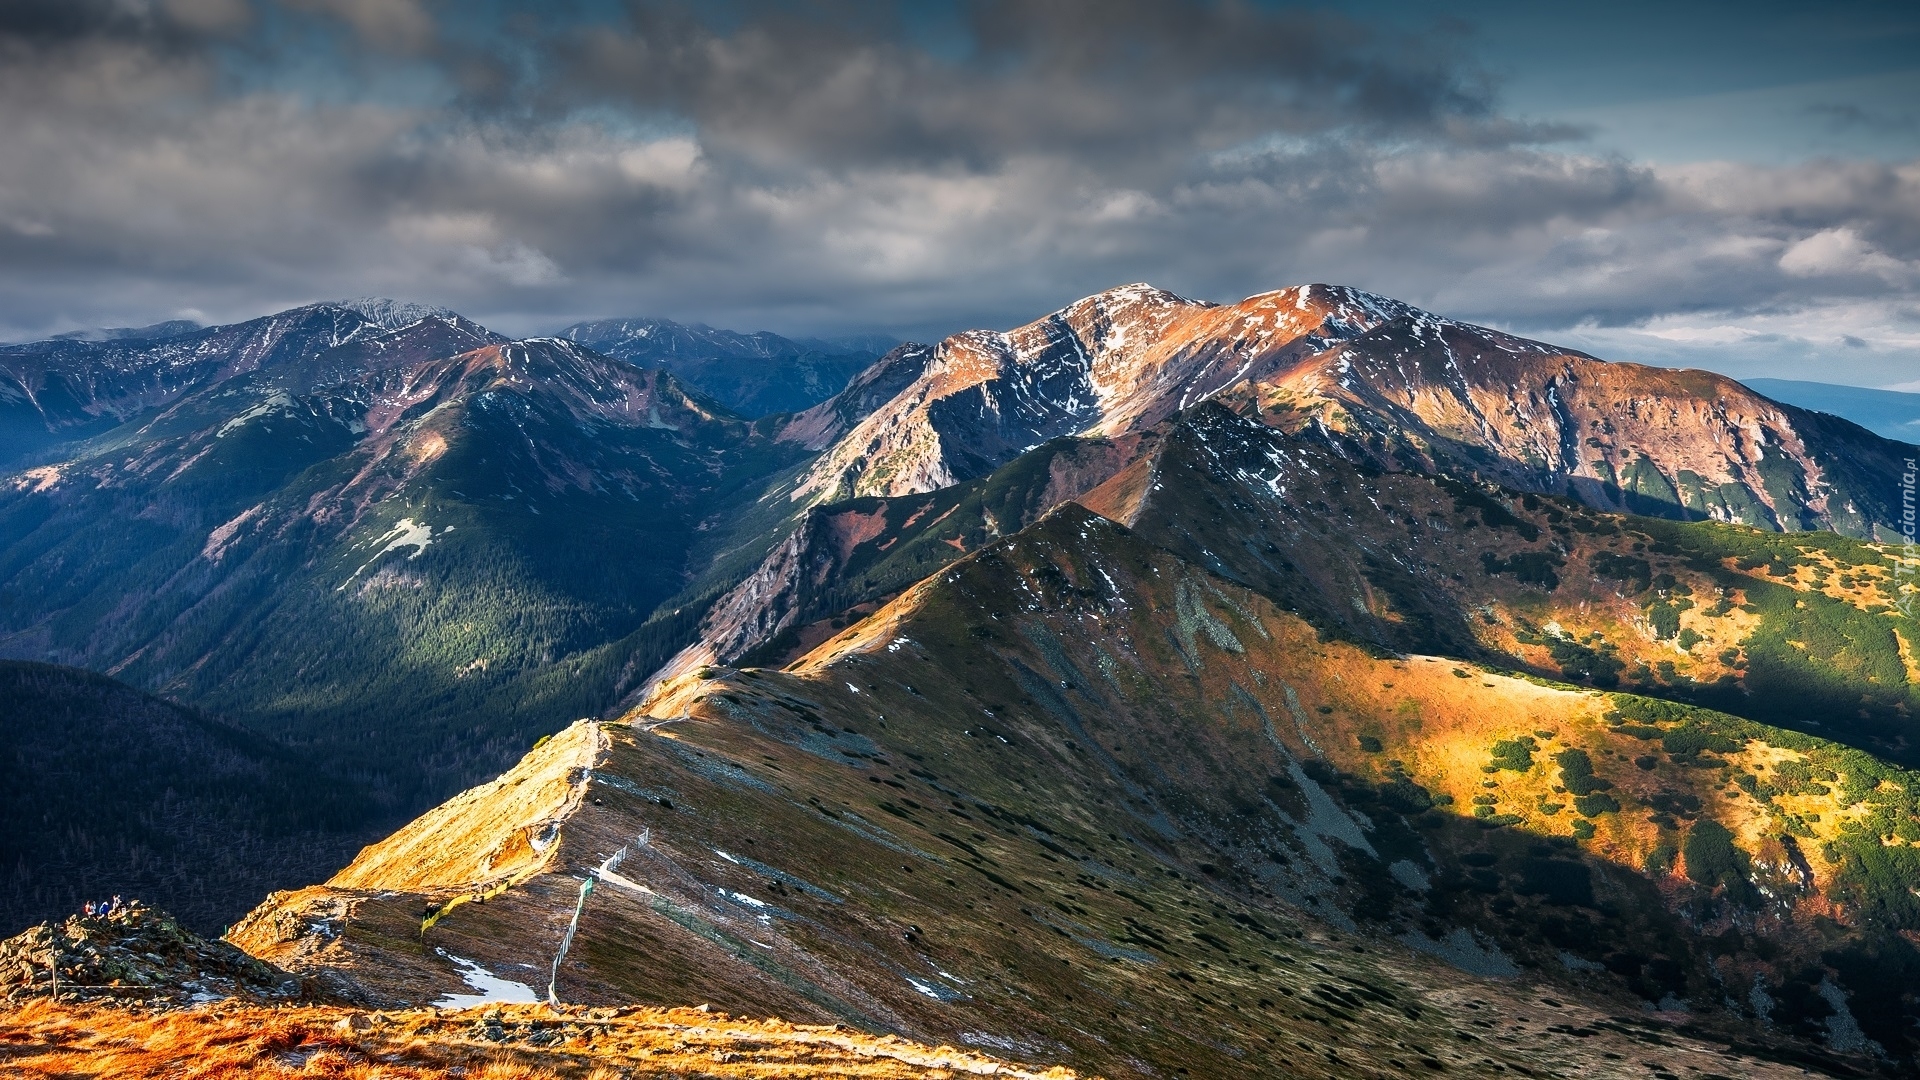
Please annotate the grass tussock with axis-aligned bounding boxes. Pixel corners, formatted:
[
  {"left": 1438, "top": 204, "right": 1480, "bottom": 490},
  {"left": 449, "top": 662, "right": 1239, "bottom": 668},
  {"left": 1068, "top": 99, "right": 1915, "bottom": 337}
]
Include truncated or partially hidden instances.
[{"left": 0, "top": 1000, "right": 1080, "bottom": 1079}]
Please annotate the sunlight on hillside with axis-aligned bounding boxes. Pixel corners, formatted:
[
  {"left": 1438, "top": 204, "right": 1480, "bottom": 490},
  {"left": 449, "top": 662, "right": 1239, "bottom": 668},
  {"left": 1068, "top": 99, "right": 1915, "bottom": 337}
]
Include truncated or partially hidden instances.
[{"left": 0, "top": 1001, "right": 1072, "bottom": 1079}]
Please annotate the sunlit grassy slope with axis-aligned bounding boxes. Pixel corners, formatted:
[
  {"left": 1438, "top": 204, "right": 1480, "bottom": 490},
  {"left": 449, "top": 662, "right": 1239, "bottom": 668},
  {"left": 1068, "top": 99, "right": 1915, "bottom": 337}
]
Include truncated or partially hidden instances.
[
  {"left": 239, "top": 505, "right": 1917, "bottom": 1077},
  {"left": 0, "top": 1000, "right": 1068, "bottom": 1079},
  {"left": 710, "top": 404, "right": 1920, "bottom": 769}
]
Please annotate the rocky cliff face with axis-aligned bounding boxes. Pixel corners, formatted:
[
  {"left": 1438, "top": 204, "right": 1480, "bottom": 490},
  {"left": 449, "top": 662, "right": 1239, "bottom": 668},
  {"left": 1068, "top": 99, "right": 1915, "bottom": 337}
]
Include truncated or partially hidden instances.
[
  {"left": 785, "top": 285, "right": 1216, "bottom": 503},
  {"left": 788, "top": 283, "right": 1914, "bottom": 538},
  {"left": 1249, "top": 312, "right": 1909, "bottom": 535}
]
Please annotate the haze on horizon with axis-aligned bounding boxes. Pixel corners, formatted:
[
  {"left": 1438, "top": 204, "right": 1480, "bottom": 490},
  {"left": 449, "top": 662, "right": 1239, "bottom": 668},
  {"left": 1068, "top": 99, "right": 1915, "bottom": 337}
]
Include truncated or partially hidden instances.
[{"left": 0, "top": 0, "right": 1916, "bottom": 388}]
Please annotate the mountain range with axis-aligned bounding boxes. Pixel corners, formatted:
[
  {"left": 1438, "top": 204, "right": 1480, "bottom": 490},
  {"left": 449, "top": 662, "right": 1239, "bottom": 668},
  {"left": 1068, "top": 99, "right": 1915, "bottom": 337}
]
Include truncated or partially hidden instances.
[
  {"left": 1743, "top": 378, "right": 1920, "bottom": 444},
  {"left": 560, "top": 316, "right": 892, "bottom": 418},
  {"left": 242, "top": 482, "right": 1920, "bottom": 1074},
  {"left": 6, "top": 283, "right": 1920, "bottom": 1075},
  {"left": 787, "top": 285, "right": 1910, "bottom": 538},
  {"left": 0, "top": 318, "right": 808, "bottom": 813},
  {"left": 0, "top": 300, "right": 492, "bottom": 464}
]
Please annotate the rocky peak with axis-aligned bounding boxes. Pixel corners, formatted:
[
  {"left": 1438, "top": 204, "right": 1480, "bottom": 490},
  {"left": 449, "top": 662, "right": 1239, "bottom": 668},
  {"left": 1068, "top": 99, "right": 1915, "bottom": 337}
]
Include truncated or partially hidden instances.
[
  {"left": 1258, "top": 315, "right": 1905, "bottom": 535},
  {"left": 783, "top": 282, "right": 1418, "bottom": 504},
  {"left": 788, "top": 281, "right": 1915, "bottom": 537},
  {"left": 325, "top": 298, "right": 462, "bottom": 331}
]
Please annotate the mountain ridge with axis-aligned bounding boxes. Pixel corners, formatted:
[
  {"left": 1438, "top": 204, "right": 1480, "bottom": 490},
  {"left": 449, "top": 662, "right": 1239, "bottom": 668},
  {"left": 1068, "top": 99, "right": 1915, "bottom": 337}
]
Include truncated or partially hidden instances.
[
  {"left": 657, "top": 401, "right": 1920, "bottom": 762},
  {"left": 788, "top": 282, "right": 1915, "bottom": 542},
  {"left": 0, "top": 330, "right": 808, "bottom": 810},
  {"left": 238, "top": 497, "right": 1920, "bottom": 1074},
  {"left": 47, "top": 319, "right": 203, "bottom": 343},
  {"left": 0, "top": 301, "right": 505, "bottom": 464}
]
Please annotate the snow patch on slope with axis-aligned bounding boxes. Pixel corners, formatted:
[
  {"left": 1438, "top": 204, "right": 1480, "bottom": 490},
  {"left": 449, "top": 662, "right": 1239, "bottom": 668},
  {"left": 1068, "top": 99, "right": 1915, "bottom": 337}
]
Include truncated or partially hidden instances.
[
  {"left": 432, "top": 952, "right": 540, "bottom": 1008},
  {"left": 339, "top": 518, "right": 450, "bottom": 588},
  {"left": 332, "top": 298, "right": 459, "bottom": 330},
  {"left": 215, "top": 392, "right": 297, "bottom": 437}
]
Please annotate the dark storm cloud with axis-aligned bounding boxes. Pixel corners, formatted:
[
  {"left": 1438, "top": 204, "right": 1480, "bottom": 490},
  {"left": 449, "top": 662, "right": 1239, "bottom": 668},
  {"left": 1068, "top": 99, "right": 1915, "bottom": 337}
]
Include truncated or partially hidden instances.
[
  {"left": 0, "top": 0, "right": 168, "bottom": 41},
  {"left": 0, "top": 0, "right": 1914, "bottom": 384},
  {"left": 546, "top": 0, "right": 1523, "bottom": 170},
  {"left": 0, "top": 0, "right": 250, "bottom": 46}
]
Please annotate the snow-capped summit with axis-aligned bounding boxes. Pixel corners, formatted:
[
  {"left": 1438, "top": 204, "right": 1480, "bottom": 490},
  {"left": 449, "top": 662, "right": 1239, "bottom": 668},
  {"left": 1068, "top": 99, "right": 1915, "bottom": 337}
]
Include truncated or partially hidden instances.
[{"left": 328, "top": 298, "right": 462, "bottom": 331}]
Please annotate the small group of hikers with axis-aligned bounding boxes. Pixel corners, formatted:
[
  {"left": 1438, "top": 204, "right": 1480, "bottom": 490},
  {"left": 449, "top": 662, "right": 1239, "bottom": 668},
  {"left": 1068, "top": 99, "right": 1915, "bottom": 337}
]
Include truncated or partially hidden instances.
[{"left": 81, "top": 895, "right": 126, "bottom": 919}]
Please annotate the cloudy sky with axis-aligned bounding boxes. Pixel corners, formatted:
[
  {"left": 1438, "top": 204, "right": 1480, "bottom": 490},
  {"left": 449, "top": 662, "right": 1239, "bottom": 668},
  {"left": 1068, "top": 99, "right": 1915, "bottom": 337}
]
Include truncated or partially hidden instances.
[{"left": 2, "top": 0, "right": 1917, "bottom": 387}]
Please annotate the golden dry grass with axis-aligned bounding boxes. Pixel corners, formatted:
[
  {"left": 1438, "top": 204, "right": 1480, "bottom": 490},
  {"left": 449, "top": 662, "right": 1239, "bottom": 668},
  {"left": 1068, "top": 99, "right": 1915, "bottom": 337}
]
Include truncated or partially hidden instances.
[
  {"left": 326, "top": 721, "right": 601, "bottom": 893},
  {"left": 0, "top": 1000, "right": 1080, "bottom": 1079}
]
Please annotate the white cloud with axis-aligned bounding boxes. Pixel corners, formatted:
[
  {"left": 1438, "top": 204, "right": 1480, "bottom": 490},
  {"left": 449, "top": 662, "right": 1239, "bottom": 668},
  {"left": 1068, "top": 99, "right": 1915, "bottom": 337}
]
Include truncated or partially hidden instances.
[
  {"left": 390, "top": 211, "right": 503, "bottom": 248},
  {"left": 1545, "top": 299, "right": 1920, "bottom": 387},
  {"left": 616, "top": 138, "right": 704, "bottom": 190},
  {"left": 1779, "top": 227, "right": 1912, "bottom": 280}
]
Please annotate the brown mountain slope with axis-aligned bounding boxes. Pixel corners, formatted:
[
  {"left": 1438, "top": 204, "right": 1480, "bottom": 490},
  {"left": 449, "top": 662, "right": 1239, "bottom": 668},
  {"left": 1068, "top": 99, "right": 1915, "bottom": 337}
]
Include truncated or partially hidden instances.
[
  {"left": 235, "top": 507, "right": 1915, "bottom": 1076},
  {"left": 647, "top": 430, "right": 1159, "bottom": 692},
  {"left": 1244, "top": 312, "right": 1908, "bottom": 535},
  {"left": 657, "top": 404, "right": 1920, "bottom": 771},
  {"left": 786, "top": 282, "right": 1913, "bottom": 538},
  {"left": 786, "top": 283, "right": 1383, "bottom": 504}
]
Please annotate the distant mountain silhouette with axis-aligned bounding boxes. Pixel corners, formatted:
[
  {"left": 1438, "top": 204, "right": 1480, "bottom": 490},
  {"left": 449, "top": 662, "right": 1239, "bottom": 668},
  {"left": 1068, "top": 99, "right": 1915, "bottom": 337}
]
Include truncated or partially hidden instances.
[
  {"left": 561, "top": 316, "right": 891, "bottom": 418},
  {"left": 1744, "top": 377, "right": 1920, "bottom": 444}
]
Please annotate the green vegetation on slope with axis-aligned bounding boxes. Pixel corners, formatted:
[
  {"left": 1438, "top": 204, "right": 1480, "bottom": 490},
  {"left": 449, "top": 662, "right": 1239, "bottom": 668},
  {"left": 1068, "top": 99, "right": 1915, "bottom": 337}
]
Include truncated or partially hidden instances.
[
  {"left": 0, "top": 357, "right": 811, "bottom": 811},
  {"left": 1627, "top": 518, "right": 1920, "bottom": 762}
]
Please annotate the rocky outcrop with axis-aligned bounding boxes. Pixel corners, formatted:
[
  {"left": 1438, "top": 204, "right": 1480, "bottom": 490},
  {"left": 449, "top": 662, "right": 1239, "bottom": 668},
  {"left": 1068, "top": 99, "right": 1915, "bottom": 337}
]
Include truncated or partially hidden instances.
[{"left": 0, "top": 902, "right": 310, "bottom": 1006}]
